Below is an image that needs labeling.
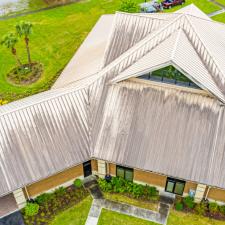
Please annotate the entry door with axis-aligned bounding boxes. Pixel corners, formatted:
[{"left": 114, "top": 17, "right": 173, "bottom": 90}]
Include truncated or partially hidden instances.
[{"left": 83, "top": 161, "right": 92, "bottom": 177}]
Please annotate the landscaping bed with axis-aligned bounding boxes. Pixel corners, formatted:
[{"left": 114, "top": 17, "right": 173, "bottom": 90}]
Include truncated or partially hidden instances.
[
  {"left": 22, "top": 179, "right": 89, "bottom": 225},
  {"left": 50, "top": 195, "right": 92, "bottom": 225},
  {"left": 7, "top": 62, "right": 43, "bottom": 85},
  {"left": 98, "top": 177, "right": 159, "bottom": 211},
  {"left": 174, "top": 196, "right": 225, "bottom": 222}
]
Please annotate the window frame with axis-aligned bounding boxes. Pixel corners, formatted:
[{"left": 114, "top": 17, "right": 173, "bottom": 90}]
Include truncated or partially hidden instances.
[
  {"left": 165, "top": 177, "right": 185, "bottom": 195},
  {"left": 116, "top": 165, "right": 134, "bottom": 182}
]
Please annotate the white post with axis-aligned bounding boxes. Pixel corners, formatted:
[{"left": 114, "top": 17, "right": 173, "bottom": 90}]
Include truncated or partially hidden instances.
[
  {"left": 97, "top": 160, "right": 106, "bottom": 178},
  {"left": 194, "top": 184, "right": 207, "bottom": 203},
  {"left": 13, "top": 188, "right": 27, "bottom": 209}
]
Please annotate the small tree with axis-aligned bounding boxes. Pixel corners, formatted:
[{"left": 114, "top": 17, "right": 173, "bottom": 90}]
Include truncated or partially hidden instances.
[
  {"left": 16, "top": 21, "right": 33, "bottom": 67},
  {"left": 120, "top": 0, "right": 139, "bottom": 13},
  {"left": 1, "top": 32, "right": 22, "bottom": 67}
]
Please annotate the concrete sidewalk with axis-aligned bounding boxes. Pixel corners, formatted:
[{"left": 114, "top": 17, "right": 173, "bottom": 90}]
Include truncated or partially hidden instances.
[{"left": 84, "top": 176, "right": 171, "bottom": 225}]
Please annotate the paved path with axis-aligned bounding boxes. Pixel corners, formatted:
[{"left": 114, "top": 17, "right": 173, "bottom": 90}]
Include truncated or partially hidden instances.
[
  {"left": 208, "top": 0, "right": 225, "bottom": 17},
  {"left": 208, "top": 8, "right": 225, "bottom": 17},
  {"left": 84, "top": 176, "right": 171, "bottom": 225}
]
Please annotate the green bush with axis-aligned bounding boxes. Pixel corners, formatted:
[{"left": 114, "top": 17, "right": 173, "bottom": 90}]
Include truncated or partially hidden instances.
[
  {"left": 131, "top": 183, "right": 144, "bottom": 198},
  {"left": 209, "top": 202, "right": 219, "bottom": 214},
  {"left": 74, "top": 179, "right": 82, "bottom": 188},
  {"left": 175, "top": 202, "right": 184, "bottom": 211},
  {"left": 98, "top": 176, "right": 159, "bottom": 200},
  {"left": 35, "top": 193, "right": 54, "bottom": 205},
  {"left": 24, "top": 203, "right": 39, "bottom": 217},
  {"left": 219, "top": 205, "right": 225, "bottom": 215},
  {"left": 98, "top": 178, "right": 113, "bottom": 192},
  {"left": 195, "top": 203, "right": 207, "bottom": 215},
  {"left": 54, "top": 186, "right": 66, "bottom": 197},
  {"left": 119, "top": 0, "right": 139, "bottom": 13},
  {"left": 183, "top": 196, "right": 195, "bottom": 209}
]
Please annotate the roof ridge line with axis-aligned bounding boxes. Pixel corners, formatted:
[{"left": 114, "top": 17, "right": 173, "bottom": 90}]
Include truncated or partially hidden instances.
[
  {"left": 170, "top": 29, "right": 182, "bottom": 60},
  {"left": 98, "top": 14, "right": 185, "bottom": 79},
  {"left": 185, "top": 15, "right": 225, "bottom": 91}
]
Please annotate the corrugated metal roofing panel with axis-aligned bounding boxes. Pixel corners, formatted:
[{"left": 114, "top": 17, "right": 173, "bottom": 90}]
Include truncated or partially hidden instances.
[
  {"left": 93, "top": 80, "right": 225, "bottom": 188},
  {"left": 0, "top": 87, "right": 90, "bottom": 196}
]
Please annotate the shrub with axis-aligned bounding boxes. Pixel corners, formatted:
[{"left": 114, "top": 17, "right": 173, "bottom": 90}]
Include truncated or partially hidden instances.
[
  {"left": 195, "top": 202, "right": 207, "bottom": 215},
  {"left": 131, "top": 183, "right": 144, "bottom": 198},
  {"left": 147, "top": 186, "right": 158, "bottom": 197},
  {"left": 119, "top": 0, "right": 139, "bottom": 13},
  {"left": 74, "top": 179, "right": 82, "bottom": 188},
  {"left": 183, "top": 196, "right": 195, "bottom": 209},
  {"left": 54, "top": 186, "right": 66, "bottom": 197},
  {"left": 209, "top": 202, "right": 219, "bottom": 214},
  {"left": 24, "top": 203, "right": 39, "bottom": 217},
  {"left": 219, "top": 205, "right": 225, "bottom": 215},
  {"left": 98, "top": 178, "right": 113, "bottom": 192},
  {"left": 175, "top": 202, "right": 184, "bottom": 211},
  {"left": 35, "top": 193, "right": 54, "bottom": 205}
]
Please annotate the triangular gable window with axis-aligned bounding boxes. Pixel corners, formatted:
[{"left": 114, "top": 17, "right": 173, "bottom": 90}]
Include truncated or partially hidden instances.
[{"left": 138, "top": 66, "right": 202, "bottom": 89}]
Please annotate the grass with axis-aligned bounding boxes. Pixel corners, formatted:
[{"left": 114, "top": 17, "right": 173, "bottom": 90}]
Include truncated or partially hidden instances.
[
  {"left": 214, "top": 0, "right": 225, "bottom": 7},
  {"left": 165, "top": 0, "right": 221, "bottom": 13},
  {"left": 50, "top": 195, "right": 92, "bottom": 225},
  {"left": 103, "top": 192, "right": 158, "bottom": 211},
  {"left": 0, "top": 0, "right": 222, "bottom": 102},
  {"left": 167, "top": 210, "right": 225, "bottom": 225},
  {"left": 212, "top": 12, "right": 225, "bottom": 23},
  {"left": 0, "top": 0, "right": 141, "bottom": 102},
  {"left": 98, "top": 209, "right": 158, "bottom": 225}
]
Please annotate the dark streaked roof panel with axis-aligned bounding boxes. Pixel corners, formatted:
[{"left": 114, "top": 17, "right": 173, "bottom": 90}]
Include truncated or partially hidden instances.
[
  {"left": 93, "top": 80, "right": 225, "bottom": 188},
  {"left": 0, "top": 87, "right": 90, "bottom": 196}
]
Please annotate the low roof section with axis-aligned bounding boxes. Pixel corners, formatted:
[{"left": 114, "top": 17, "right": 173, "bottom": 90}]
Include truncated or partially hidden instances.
[
  {"left": 0, "top": 85, "right": 90, "bottom": 197},
  {"left": 93, "top": 79, "right": 225, "bottom": 189}
]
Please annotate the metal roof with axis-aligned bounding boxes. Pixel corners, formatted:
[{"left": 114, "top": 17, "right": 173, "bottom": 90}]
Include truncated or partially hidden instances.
[
  {"left": 1, "top": 5, "right": 225, "bottom": 196},
  {"left": 0, "top": 85, "right": 90, "bottom": 196}
]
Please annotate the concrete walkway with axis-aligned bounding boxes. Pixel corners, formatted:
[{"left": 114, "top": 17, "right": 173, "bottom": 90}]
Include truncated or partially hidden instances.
[
  {"left": 208, "top": 0, "right": 225, "bottom": 17},
  {"left": 84, "top": 176, "right": 171, "bottom": 225},
  {"left": 208, "top": 8, "right": 225, "bottom": 17}
]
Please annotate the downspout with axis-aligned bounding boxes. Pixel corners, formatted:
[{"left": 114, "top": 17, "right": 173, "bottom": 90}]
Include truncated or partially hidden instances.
[
  {"left": 205, "top": 186, "right": 211, "bottom": 200},
  {"left": 24, "top": 186, "right": 30, "bottom": 201}
]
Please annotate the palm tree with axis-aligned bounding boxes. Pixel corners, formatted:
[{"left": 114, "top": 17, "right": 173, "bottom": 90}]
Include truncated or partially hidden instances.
[
  {"left": 1, "top": 32, "right": 22, "bottom": 67},
  {"left": 16, "top": 21, "right": 33, "bottom": 67}
]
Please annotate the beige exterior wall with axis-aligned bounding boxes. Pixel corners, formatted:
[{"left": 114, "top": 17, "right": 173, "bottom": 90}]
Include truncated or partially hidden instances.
[
  {"left": 184, "top": 181, "right": 197, "bottom": 194},
  {"left": 109, "top": 163, "right": 116, "bottom": 176},
  {"left": 91, "top": 160, "right": 98, "bottom": 172},
  {"left": 26, "top": 164, "right": 83, "bottom": 197},
  {"left": 208, "top": 187, "right": 225, "bottom": 203},
  {"left": 134, "top": 169, "right": 167, "bottom": 188}
]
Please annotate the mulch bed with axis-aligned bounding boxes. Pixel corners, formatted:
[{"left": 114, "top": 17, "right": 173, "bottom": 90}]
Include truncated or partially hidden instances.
[
  {"left": 7, "top": 62, "right": 43, "bottom": 86},
  {"left": 22, "top": 186, "right": 89, "bottom": 225}
]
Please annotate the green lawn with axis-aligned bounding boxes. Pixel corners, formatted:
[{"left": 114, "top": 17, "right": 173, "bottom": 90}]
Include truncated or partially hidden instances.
[
  {"left": 212, "top": 12, "right": 225, "bottom": 23},
  {"left": 0, "top": 0, "right": 140, "bottom": 102},
  {"left": 165, "top": 0, "right": 221, "bottom": 13},
  {"left": 98, "top": 209, "right": 158, "bottom": 225},
  {"left": 0, "top": 0, "right": 222, "bottom": 102},
  {"left": 168, "top": 210, "right": 225, "bottom": 225},
  {"left": 50, "top": 196, "right": 92, "bottom": 225}
]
